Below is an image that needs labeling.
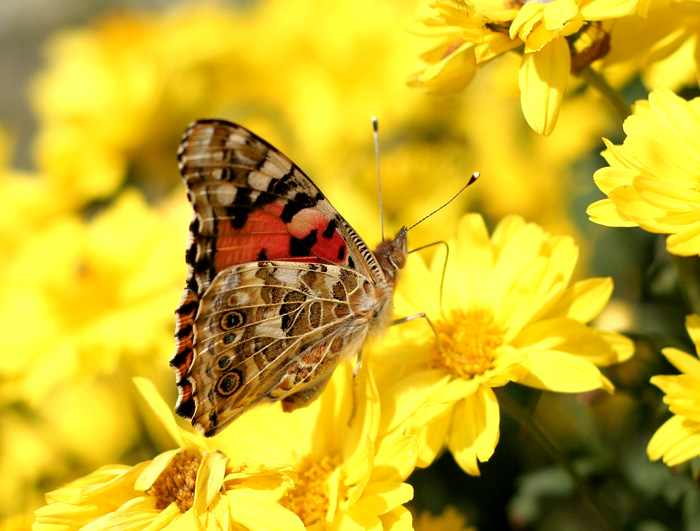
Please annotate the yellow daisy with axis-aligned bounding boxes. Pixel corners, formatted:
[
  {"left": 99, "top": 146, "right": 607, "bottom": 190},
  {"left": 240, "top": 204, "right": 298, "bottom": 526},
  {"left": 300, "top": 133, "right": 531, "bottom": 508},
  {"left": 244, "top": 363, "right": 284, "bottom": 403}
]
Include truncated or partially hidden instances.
[
  {"left": 408, "top": 0, "right": 639, "bottom": 135},
  {"left": 374, "top": 214, "right": 634, "bottom": 475},
  {"left": 208, "top": 363, "right": 417, "bottom": 530},
  {"left": 33, "top": 451, "right": 302, "bottom": 531},
  {"left": 648, "top": 314, "right": 700, "bottom": 467},
  {"left": 587, "top": 88, "right": 700, "bottom": 256},
  {"left": 33, "top": 378, "right": 305, "bottom": 531}
]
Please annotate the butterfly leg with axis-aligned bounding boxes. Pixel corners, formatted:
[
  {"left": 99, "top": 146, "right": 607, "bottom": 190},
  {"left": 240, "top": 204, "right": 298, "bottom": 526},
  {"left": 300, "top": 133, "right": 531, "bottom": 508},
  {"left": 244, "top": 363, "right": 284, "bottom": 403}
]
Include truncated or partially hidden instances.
[
  {"left": 392, "top": 313, "right": 444, "bottom": 352},
  {"left": 352, "top": 350, "right": 363, "bottom": 377}
]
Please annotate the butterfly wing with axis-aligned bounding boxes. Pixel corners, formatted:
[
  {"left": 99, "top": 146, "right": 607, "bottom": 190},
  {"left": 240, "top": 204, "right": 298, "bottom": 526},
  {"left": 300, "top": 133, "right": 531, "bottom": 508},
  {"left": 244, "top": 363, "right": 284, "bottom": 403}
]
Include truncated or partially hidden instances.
[
  {"left": 170, "top": 119, "right": 389, "bottom": 435},
  {"left": 187, "top": 261, "right": 378, "bottom": 436}
]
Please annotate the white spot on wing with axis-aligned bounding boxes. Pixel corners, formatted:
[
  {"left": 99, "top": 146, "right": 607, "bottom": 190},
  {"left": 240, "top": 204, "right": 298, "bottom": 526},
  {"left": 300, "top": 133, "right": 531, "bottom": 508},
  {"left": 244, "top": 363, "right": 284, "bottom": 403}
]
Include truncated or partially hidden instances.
[
  {"left": 248, "top": 171, "right": 274, "bottom": 191},
  {"left": 274, "top": 268, "right": 302, "bottom": 285},
  {"left": 214, "top": 186, "right": 237, "bottom": 206}
]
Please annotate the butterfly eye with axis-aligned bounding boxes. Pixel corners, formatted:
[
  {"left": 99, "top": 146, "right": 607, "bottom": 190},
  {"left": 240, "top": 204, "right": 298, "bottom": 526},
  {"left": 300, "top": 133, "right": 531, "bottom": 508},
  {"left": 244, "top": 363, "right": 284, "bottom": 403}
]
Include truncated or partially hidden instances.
[{"left": 390, "top": 251, "right": 406, "bottom": 270}]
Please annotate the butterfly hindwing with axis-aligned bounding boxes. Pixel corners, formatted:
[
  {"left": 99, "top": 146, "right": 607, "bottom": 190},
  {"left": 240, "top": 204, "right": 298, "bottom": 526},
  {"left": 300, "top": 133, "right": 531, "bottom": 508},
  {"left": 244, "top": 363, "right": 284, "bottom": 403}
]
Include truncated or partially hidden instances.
[{"left": 186, "top": 261, "right": 375, "bottom": 435}]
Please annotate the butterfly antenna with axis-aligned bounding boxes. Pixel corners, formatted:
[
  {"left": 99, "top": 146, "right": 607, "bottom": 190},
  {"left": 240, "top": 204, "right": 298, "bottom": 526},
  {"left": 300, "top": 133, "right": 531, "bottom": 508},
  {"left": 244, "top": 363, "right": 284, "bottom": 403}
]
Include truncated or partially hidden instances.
[
  {"left": 406, "top": 172, "right": 480, "bottom": 233},
  {"left": 372, "top": 116, "right": 385, "bottom": 241}
]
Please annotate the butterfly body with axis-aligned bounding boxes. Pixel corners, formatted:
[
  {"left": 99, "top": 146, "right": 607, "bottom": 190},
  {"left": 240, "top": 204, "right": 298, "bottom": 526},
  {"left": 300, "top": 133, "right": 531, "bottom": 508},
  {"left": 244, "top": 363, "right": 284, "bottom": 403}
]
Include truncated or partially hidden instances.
[{"left": 171, "top": 119, "right": 406, "bottom": 436}]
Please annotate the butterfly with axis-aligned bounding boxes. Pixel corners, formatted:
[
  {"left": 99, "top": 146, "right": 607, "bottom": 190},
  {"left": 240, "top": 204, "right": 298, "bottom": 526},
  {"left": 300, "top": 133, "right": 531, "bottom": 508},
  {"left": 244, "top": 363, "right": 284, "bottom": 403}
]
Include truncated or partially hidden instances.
[{"left": 170, "top": 119, "right": 409, "bottom": 437}]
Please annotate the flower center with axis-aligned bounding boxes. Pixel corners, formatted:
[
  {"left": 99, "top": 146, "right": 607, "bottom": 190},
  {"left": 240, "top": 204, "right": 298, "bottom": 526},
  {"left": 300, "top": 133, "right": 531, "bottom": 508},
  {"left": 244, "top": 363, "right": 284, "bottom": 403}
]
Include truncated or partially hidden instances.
[
  {"left": 433, "top": 305, "right": 505, "bottom": 379},
  {"left": 147, "top": 449, "right": 201, "bottom": 513},
  {"left": 281, "top": 454, "right": 344, "bottom": 527}
]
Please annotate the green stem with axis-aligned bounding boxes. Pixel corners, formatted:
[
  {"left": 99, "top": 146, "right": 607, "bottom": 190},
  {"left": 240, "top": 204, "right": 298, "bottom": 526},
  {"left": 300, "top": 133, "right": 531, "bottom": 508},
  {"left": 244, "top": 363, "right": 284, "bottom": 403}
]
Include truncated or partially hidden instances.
[
  {"left": 579, "top": 66, "right": 631, "bottom": 123},
  {"left": 671, "top": 255, "right": 700, "bottom": 314},
  {"left": 496, "top": 390, "right": 625, "bottom": 531}
]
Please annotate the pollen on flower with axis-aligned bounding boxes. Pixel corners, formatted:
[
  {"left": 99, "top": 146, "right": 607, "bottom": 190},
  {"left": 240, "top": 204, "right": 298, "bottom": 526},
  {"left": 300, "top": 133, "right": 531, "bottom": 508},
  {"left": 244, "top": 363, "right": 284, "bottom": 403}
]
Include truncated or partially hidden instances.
[
  {"left": 433, "top": 305, "right": 505, "bottom": 379},
  {"left": 281, "top": 454, "right": 344, "bottom": 527},
  {"left": 147, "top": 449, "right": 201, "bottom": 512}
]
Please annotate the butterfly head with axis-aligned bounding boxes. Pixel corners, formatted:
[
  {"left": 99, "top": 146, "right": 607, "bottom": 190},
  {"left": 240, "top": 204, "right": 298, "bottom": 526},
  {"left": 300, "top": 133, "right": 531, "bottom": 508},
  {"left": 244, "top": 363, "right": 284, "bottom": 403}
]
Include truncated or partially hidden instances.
[{"left": 373, "top": 227, "right": 407, "bottom": 283}]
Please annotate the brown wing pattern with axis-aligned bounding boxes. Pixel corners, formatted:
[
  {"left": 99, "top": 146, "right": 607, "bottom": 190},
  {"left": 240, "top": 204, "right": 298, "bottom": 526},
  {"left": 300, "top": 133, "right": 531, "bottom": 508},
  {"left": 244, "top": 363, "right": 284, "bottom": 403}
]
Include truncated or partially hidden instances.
[{"left": 184, "top": 261, "right": 383, "bottom": 436}]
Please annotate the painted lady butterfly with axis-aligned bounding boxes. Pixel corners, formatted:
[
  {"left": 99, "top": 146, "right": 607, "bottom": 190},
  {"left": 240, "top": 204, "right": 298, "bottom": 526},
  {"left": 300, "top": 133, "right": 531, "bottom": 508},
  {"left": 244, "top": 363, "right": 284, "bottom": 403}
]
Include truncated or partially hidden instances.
[{"left": 170, "top": 119, "right": 408, "bottom": 436}]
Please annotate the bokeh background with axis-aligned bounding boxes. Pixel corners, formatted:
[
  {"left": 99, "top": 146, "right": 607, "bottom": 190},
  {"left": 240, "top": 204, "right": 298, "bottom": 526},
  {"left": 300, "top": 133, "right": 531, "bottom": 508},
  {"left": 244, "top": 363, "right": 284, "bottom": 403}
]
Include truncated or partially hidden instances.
[{"left": 2, "top": 0, "right": 698, "bottom": 529}]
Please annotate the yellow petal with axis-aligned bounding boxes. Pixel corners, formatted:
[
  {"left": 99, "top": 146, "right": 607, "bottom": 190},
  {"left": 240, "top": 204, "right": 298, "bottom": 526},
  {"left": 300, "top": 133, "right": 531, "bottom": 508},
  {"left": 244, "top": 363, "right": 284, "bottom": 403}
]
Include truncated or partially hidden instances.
[
  {"left": 355, "top": 481, "right": 414, "bottom": 515},
  {"left": 194, "top": 451, "right": 228, "bottom": 512},
  {"left": 648, "top": 415, "right": 700, "bottom": 466},
  {"left": 510, "top": 3, "right": 543, "bottom": 40},
  {"left": 543, "top": 0, "right": 579, "bottom": 30},
  {"left": 633, "top": 175, "right": 700, "bottom": 211},
  {"left": 666, "top": 222, "right": 700, "bottom": 256},
  {"left": 519, "top": 38, "right": 570, "bottom": 136},
  {"left": 649, "top": 88, "right": 700, "bottom": 155},
  {"left": 545, "top": 278, "right": 613, "bottom": 323},
  {"left": 379, "top": 506, "right": 414, "bottom": 531},
  {"left": 372, "top": 435, "right": 418, "bottom": 482},
  {"left": 379, "top": 369, "right": 450, "bottom": 434},
  {"left": 448, "top": 387, "right": 500, "bottom": 476},
  {"left": 592, "top": 329, "right": 635, "bottom": 365},
  {"left": 344, "top": 437, "right": 375, "bottom": 488},
  {"left": 226, "top": 489, "right": 305, "bottom": 531},
  {"left": 133, "top": 377, "right": 192, "bottom": 449},
  {"left": 586, "top": 199, "right": 638, "bottom": 226},
  {"left": 134, "top": 448, "right": 180, "bottom": 491},
  {"left": 608, "top": 184, "right": 669, "bottom": 228},
  {"left": 414, "top": 408, "right": 452, "bottom": 468},
  {"left": 593, "top": 166, "right": 638, "bottom": 196},
  {"left": 474, "top": 33, "right": 522, "bottom": 63},
  {"left": 336, "top": 504, "right": 382, "bottom": 531},
  {"left": 80, "top": 505, "right": 161, "bottom": 531},
  {"left": 660, "top": 347, "right": 700, "bottom": 378},
  {"left": 687, "top": 314, "right": 700, "bottom": 348},
  {"left": 580, "top": 0, "right": 639, "bottom": 19},
  {"left": 447, "top": 213, "right": 494, "bottom": 308},
  {"left": 518, "top": 350, "right": 610, "bottom": 392}
]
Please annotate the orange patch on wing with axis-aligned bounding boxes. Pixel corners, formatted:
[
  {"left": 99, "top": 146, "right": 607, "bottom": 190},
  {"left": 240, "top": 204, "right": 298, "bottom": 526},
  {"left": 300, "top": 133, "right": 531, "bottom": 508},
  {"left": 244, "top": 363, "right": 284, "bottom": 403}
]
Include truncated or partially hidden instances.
[
  {"left": 288, "top": 208, "right": 346, "bottom": 264},
  {"left": 213, "top": 203, "right": 347, "bottom": 269}
]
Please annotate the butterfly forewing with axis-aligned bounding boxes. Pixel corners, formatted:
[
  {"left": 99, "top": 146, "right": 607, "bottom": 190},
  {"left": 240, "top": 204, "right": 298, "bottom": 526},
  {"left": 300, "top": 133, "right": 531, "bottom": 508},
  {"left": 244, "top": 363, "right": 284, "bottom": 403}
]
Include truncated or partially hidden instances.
[
  {"left": 178, "top": 119, "right": 383, "bottom": 290},
  {"left": 171, "top": 119, "right": 406, "bottom": 436}
]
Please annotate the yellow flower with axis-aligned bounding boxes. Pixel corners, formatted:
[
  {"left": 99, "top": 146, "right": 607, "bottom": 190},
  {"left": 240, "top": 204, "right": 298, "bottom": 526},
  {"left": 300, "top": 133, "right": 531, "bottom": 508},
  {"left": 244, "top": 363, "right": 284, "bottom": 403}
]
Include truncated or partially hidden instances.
[
  {"left": 33, "top": 450, "right": 303, "bottom": 531},
  {"left": 408, "top": 0, "right": 639, "bottom": 135},
  {"left": 375, "top": 214, "right": 634, "bottom": 475},
  {"left": 32, "top": 378, "right": 305, "bottom": 531},
  {"left": 648, "top": 314, "right": 700, "bottom": 467},
  {"left": 603, "top": 0, "right": 700, "bottom": 90},
  {"left": 587, "top": 88, "right": 700, "bottom": 256},
  {"left": 207, "top": 363, "right": 417, "bottom": 530}
]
